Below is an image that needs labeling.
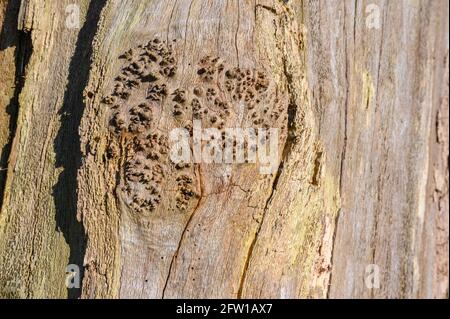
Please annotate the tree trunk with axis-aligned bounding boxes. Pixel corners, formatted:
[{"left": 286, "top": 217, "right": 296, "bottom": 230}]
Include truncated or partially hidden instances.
[{"left": 0, "top": 0, "right": 448, "bottom": 299}]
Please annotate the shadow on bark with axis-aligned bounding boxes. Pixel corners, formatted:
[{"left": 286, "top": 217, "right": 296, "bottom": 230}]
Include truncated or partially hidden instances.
[
  {"left": 53, "top": 0, "right": 107, "bottom": 299},
  {"left": 0, "top": 0, "right": 20, "bottom": 50},
  {"left": 0, "top": 0, "right": 22, "bottom": 213}
]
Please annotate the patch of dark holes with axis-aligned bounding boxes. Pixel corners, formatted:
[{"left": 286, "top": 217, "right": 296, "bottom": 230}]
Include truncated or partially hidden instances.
[{"left": 101, "top": 39, "right": 287, "bottom": 215}]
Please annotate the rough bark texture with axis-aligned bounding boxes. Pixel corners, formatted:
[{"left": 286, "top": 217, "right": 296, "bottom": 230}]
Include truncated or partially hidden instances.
[{"left": 0, "top": 0, "right": 448, "bottom": 299}]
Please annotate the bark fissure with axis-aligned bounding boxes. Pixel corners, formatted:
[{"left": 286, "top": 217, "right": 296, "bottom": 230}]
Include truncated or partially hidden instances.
[
  {"left": 161, "top": 163, "right": 204, "bottom": 298},
  {"left": 237, "top": 40, "right": 300, "bottom": 297},
  {"left": 255, "top": 4, "right": 278, "bottom": 15}
]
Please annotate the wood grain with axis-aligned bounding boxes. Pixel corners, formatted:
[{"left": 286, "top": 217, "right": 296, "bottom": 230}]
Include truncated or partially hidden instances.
[{"left": 0, "top": 0, "right": 447, "bottom": 299}]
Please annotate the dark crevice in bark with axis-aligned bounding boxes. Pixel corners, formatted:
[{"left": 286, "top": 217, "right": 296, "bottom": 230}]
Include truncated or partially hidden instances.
[
  {"left": 53, "top": 0, "right": 107, "bottom": 299},
  {"left": 162, "top": 163, "right": 204, "bottom": 299},
  {"left": 0, "top": 0, "right": 32, "bottom": 213},
  {"left": 255, "top": 4, "right": 278, "bottom": 15},
  {"left": 237, "top": 47, "right": 299, "bottom": 297},
  {"left": 311, "top": 150, "right": 323, "bottom": 186}
]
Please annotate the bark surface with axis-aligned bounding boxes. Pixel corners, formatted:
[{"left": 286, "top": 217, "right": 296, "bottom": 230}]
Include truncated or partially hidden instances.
[{"left": 0, "top": 0, "right": 448, "bottom": 299}]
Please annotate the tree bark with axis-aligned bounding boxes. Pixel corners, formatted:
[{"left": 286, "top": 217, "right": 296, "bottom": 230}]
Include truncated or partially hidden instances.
[{"left": 0, "top": 0, "right": 448, "bottom": 299}]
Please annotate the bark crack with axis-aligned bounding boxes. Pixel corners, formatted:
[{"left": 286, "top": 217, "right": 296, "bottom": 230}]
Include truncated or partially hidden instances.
[
  {"left": 237, "top": 24, "right": 299, "bottom": 296},
  {"left": 161, "top": 163, "right": 204, "bottom": 298},
  {"left": 255, "top": 4, "right": 278, "bottom": 15}
]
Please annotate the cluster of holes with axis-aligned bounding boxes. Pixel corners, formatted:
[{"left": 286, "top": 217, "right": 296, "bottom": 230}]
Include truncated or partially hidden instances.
[
  {"left": 197, "top": 56, "right": 225, "bottom": 82},
  {"left": 104, "top": 38, "right": 187, "bottom": 215},
  {"left": 175, "top": 174, "right": 197, "bottom": 211},
  {"left": 110, "top": 102, "right": 153, "bottom": 134},
  {"left": 223, "top": 66, "right": 286, "bottom": 130},
  {"left": 102, "top": 41, "right": 288, "bottom": 215},
  {"left": 122, "top": 134, "right": 168, "bottom": 213},
  {"left": 170, "top": 56, "right": 288, "bottom": 163}
]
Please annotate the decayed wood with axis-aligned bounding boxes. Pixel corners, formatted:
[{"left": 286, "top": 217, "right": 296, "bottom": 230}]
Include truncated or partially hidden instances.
[{"left": 0, "top": 0, "right": 448, "bottom": 299}]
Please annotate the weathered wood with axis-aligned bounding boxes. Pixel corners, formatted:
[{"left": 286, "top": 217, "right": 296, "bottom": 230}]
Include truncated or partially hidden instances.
[
  {"left": 0, "top": 0, "right": 93, "bottom": 298},
  {"left": 0, "top": 0, "right": 447, "bottom": 299},
  {"left": 0, "top": 0, "right": 20, "bottom": 211},
  {"left": 319, "top": 0, "right": 449, "bottom": 298}
]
